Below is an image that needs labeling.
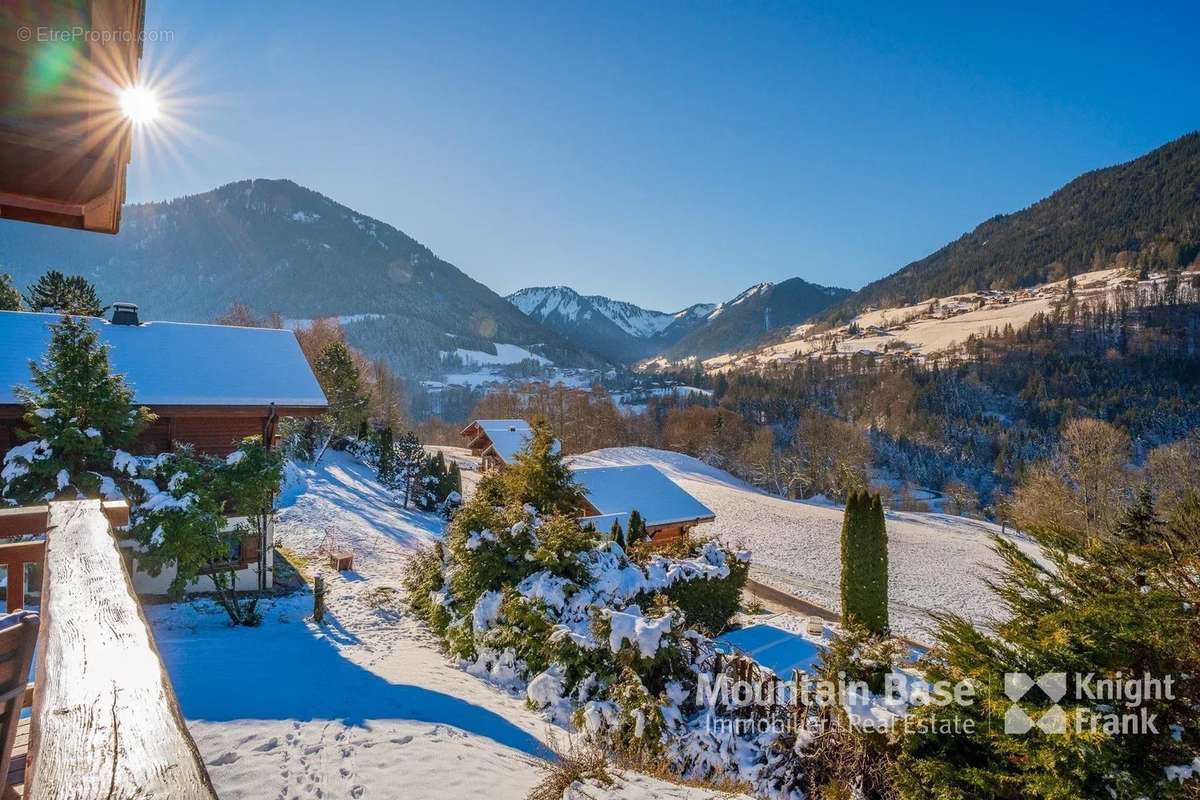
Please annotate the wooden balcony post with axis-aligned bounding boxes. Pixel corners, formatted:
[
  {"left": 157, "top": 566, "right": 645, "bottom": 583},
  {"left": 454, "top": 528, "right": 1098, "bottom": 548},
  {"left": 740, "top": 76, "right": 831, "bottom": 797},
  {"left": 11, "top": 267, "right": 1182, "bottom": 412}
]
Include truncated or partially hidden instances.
[
  {"left": 4, "top": 564, "right": 21, "bottom": 616},
  {"left": 25, "top": 499, "right": 217, "bottom": 799}
]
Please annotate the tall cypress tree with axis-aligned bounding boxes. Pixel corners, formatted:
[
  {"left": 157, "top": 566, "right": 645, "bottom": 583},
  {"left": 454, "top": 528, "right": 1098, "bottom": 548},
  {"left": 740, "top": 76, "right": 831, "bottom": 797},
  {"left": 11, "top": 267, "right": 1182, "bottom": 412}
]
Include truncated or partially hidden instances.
[
  {"left": 840, "top": 491, "right": 866, "bottom": 626},
  {"left": 840, "top": 491, "right": 889, "bottom": 634},
  {"left": 866, "top": 493, "right": 890, "bottom": 633}
]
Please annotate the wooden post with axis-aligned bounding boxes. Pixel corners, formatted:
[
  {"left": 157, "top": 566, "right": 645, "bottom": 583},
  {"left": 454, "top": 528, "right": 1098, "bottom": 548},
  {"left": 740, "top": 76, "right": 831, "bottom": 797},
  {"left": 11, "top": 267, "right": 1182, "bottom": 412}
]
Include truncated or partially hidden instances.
[
  {"left": 5, "top": 563, "right": 21, "bottom": 614},
  {"left": 27, "top": 500, "right": 218, "bottom": 799},
  {"left": 312, "top": 575, "right": 326, "bottom": 623},
  {"left": 313, "top": 574, "right": 325, "bottom": 623}
]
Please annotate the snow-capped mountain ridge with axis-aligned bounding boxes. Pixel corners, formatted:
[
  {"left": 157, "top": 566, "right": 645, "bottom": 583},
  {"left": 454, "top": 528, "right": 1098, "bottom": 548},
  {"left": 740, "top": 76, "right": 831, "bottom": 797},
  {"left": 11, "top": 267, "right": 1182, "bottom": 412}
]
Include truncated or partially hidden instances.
[
  {"left": 508, "top": 286, "right": 707, "bottom": 339},
  {"left": 507, "top": 279, "right": 850, "bottom": 366},
  {"left": 505, "top": 286, "right": 718, "bottom": 363}
]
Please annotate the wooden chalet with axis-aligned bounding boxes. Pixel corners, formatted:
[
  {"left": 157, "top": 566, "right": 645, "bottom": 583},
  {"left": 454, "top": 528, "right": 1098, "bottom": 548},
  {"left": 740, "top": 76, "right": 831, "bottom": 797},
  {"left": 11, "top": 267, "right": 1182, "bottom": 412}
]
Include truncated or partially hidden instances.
[
  {"left": 0, "top": 306, "right": 327, "bottom": 459},
  {"left": 574, "top": 464, "right": 716, "bottom": 544},
  {"left": 460, "top": 419, "right": 560, "bottom": 471}
]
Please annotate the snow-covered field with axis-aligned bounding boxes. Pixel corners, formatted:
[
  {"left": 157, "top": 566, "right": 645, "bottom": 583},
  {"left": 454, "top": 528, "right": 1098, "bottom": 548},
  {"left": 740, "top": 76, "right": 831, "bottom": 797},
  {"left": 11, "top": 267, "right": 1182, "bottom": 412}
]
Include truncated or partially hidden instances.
[
  {"left": 569, "top": 447, "right": 1039, "bottom": 641},
  {"left": 695, "top": 266, "right": 1181, "bottom": 372},
  {"left": 149, "top": 452, "right": 741, "bottom": 800}
]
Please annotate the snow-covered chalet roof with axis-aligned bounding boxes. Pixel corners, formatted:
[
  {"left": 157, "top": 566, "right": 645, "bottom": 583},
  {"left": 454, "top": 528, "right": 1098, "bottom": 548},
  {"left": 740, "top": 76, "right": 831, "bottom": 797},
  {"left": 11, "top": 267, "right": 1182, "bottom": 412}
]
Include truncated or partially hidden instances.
[
  {"left": 573, "top": 464, "right": 715, "bottom": 529},
  {"left": 463, "top": 419, "right": 561, "bottom": 466},
  {"left": 0, "top": 310, "right": 327, "bottom": 411}
]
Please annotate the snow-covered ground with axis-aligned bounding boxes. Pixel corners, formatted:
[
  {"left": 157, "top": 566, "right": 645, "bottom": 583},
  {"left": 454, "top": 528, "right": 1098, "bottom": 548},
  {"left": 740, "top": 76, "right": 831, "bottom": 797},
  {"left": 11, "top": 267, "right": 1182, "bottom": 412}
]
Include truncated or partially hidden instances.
[
  {"left": 149, "top": 451, "right": 741, "bottom": 800},
  {"left": 442, "top": 343, "right": 552, "bottom": 367},
  {"left": 568, "top": 447, "right": 1039, "bottom": 641}
]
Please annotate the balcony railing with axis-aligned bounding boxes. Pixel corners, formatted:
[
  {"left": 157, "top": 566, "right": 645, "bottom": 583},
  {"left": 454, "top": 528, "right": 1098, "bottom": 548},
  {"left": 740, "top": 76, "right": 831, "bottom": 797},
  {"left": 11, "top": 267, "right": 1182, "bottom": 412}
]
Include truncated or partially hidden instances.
[{"left": 0, "top": 500, "right": 217, "bottom": 799}]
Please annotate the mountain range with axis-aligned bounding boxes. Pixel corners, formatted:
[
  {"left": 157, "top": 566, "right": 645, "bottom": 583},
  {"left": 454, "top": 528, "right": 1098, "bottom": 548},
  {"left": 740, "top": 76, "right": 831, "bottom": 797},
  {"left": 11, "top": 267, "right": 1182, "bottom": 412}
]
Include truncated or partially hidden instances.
[
  {"left": 0, "top": 179, "right": 599, "bottom": 377},
  {"left": 506, "top": 287, "right": 714, "bottom": 363},
  {"left": 1, "top": 132, "right": 1196, "bottom": 381}
]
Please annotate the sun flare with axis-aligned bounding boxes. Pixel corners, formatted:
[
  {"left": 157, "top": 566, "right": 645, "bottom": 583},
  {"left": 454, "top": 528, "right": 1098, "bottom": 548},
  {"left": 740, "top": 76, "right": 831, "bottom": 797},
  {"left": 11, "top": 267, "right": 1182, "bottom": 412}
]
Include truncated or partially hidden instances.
[{"left": 118, "top": 85, "right": 160, "bottom": 125}]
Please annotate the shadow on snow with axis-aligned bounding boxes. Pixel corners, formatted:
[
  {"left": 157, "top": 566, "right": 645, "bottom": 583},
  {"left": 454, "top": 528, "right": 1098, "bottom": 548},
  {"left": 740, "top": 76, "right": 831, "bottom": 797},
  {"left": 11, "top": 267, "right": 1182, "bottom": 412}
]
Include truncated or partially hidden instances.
[{"left": 155, "top": 609, "right": 545, "bottom": 758}]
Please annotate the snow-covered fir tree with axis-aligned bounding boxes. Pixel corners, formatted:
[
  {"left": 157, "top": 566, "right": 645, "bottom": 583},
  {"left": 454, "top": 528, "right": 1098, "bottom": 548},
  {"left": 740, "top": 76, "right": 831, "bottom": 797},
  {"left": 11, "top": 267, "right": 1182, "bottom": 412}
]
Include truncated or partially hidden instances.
[{"left": 1, "top": 315, "right": 153, "bottom": 502}]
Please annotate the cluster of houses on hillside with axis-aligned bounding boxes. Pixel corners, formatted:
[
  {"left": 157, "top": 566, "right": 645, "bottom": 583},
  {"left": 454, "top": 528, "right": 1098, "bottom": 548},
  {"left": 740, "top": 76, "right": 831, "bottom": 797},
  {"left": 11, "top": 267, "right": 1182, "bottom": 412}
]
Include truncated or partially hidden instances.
[{"left": 460, "top": 418, "right": 715, "bottom": 544}]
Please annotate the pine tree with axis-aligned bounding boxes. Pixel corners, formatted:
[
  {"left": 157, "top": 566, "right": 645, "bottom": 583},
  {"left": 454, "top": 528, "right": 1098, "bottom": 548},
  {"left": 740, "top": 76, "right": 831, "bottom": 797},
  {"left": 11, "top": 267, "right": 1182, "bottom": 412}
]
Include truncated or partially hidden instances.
[
  {"left": 609, "top": 517, "right": 624, "bottom": 543},
  {"left": 0, "top": 273, "right": 19, "bottom": 311},
  {"left": 626, "top": 509, "right": 649, "bottom": 545},
  {"left": 897, "top": 491, "right": 1200, "bottom": 799},
  {"left": 394, "top": 430, "right": 427, "bottom": 508},
  {"left": 1115, "top": 486, "right": 1160, "bottom": 546},
  {"left": 314, "top": 340, "right": 368, "bottom": 437},
  {"left": 448, "top": 461, "right": 463, "bottom": 496},
  {"left": 376, "top": 426, "right": 397, "bottom": 487},
  {"left": 22, "top": 270, "right": 104, "bottom": 316},
  {"left": 1, "top": 315, "right": 153, "bottom": 502},
  {"left": 1114, "top": 486, "right": 1161, "bottom": 588},
  {"left": 840, "top": 491, "right": 889, "bottom": 634},
  {"left": 500, "top": 419, "right": 580, "bottom": 514}
]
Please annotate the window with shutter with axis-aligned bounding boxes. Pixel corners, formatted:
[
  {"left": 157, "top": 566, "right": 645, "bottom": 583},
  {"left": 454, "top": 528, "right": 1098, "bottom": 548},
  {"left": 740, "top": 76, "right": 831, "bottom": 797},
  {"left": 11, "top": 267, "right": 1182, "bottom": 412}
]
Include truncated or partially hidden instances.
[{"left": 240, "top": 532, "right": 260, "bottom": 564}]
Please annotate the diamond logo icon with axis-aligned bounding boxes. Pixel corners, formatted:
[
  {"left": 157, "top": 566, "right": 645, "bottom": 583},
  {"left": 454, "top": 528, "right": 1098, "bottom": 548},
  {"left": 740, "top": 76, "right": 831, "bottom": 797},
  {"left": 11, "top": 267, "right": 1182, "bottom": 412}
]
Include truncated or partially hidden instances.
[
  {"left": 1004, "top": 672, "right": 1034, "bottom": 702},
  {"left": 1005, "top": 705, "right": 1034, "bottom": 734},
  {"left": 1037, "top": 672, "right": 1067, "bottom": 702},
  {"left": 1036, "top": 705, "right": 1067, "bottom": 734}
]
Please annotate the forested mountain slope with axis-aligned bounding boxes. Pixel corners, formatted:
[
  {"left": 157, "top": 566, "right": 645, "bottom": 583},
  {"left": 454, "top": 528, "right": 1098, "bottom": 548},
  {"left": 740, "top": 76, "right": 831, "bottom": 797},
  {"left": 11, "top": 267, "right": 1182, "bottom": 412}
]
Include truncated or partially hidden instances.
[
  {"left": 822, "top": 132, "right": 1200, "bottom": 322},
  {"left": 0, "top": 179, "right": 599, "bottom": 377}
]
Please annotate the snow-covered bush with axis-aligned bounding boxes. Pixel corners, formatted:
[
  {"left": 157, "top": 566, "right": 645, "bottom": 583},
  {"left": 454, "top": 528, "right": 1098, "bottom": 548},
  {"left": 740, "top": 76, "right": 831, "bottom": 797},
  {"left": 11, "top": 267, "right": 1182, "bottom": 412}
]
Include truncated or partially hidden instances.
[
  {"left": 127, "top": 438, "right": 282, "bottom": 625},
  {"left": 403, "top": 426, "right": 796, "bottom": 794}
]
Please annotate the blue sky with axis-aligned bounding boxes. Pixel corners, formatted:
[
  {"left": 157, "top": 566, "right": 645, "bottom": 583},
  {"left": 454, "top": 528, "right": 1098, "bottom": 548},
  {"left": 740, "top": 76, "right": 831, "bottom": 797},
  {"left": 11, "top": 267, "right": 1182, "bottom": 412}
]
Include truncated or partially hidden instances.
[{"left": 131, "top": 1, "right": 1200, "bottom": 310}]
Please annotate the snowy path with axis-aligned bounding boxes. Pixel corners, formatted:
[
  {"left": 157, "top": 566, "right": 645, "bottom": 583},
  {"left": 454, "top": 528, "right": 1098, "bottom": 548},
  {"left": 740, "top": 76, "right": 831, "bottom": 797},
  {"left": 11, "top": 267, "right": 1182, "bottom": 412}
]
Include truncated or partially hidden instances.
[
  {"left": 149, "top": 452, "right": 736, "bottom": 800},
  {"left": 569, "top": 447, "right": 1039, "bottom": 640}
]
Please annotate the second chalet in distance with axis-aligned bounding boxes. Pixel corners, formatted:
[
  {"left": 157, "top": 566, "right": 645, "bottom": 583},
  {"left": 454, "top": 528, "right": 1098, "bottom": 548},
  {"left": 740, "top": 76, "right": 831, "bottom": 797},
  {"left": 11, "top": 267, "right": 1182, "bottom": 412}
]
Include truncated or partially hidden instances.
[
  {"left": 460, "top": 418, "right": 561, "bottom": 471},
  {"left": 461, "top": 418, "right": 716, "bottom": 545}
]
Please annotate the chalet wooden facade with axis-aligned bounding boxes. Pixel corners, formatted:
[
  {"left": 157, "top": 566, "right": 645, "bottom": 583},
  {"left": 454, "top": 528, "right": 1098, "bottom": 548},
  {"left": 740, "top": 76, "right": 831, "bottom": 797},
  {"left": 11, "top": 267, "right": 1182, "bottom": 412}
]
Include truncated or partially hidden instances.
[
  {"left": 460, "top": 419, "right": 560, "bottom": 471},
  {"left": 0, "top": 307, "right": 328, "bottom": 597},
  {"left": 0, "top": 307, "right": 328, "bottom": 458}
]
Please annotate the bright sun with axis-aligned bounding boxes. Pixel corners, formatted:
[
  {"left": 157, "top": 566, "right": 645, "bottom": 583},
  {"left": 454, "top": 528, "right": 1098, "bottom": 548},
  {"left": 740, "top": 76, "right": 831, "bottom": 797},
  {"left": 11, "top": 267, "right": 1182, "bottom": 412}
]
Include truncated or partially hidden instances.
[{"left": 118, "top": 86, "right": 159, "bottom": 125}]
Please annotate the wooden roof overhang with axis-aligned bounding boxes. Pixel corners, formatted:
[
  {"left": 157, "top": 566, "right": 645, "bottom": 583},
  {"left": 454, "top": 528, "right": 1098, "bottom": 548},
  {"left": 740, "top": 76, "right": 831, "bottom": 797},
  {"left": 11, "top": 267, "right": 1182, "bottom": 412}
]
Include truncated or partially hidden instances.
[
  {"left": 0, "top": 0, "right": 147, "bottom": 233},
  {"left": 465, "top": 431, "right": 492, "bottom": 451}
]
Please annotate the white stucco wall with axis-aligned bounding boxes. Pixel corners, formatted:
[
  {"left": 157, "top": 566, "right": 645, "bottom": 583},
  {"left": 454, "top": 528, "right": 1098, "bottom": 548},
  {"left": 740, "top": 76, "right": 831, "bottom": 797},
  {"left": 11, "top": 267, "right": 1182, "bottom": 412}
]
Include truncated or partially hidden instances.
[{"left": 123, "top": 516, "right": 275, "bottom": 596}]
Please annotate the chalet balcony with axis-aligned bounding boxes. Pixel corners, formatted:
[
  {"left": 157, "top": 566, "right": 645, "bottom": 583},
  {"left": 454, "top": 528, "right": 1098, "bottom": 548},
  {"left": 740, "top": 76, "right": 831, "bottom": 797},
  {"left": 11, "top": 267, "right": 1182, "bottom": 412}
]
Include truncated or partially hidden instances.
[{"left": 0, "top": 500, "right": 217, "bottom": 799}]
